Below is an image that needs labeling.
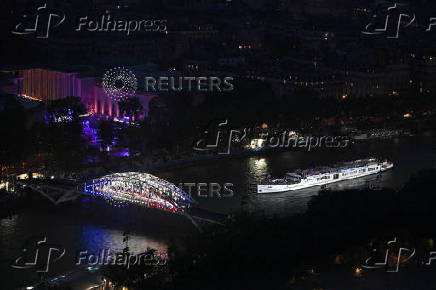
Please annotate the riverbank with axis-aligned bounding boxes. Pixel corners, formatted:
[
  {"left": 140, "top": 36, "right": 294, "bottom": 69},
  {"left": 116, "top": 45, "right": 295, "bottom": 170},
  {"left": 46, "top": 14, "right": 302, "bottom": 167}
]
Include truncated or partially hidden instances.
[{"left": 70, "top": 147, "right": 276, "bottom": 181}]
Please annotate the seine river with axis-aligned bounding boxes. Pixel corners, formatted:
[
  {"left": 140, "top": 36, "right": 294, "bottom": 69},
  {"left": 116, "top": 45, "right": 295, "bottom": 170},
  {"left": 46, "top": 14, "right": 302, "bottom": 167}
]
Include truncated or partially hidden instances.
[{"left": 1, "top": 132, "right": 435, "bottom": 289}]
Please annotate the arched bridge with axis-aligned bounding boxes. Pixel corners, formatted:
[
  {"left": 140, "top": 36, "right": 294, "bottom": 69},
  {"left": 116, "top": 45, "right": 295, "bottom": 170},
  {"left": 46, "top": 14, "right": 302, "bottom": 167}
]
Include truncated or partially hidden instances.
[
  {"left": 83, "top": 172, "right": 195, "bottom": 213},
  {"left": 16, "top": 172, "right": 224, "bottom": 229}
]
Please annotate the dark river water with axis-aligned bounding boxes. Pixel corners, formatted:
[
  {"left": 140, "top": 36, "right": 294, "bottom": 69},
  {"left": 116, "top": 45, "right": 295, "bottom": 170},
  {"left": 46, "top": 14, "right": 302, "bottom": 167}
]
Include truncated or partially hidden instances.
[{"left": 1, "top": 133, "right": 435, "bottom": 289}]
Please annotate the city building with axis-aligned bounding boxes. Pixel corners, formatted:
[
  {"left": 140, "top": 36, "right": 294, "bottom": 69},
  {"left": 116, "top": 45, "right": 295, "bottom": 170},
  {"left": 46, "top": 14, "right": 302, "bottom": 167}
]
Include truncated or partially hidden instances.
[{"left": 1, "top": 67, "right": 156, "bottom": 120}]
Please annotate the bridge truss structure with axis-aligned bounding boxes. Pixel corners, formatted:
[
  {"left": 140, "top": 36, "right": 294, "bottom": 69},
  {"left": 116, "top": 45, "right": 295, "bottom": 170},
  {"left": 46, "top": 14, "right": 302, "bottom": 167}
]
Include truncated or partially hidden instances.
[{"left": 83, "top": 172, "right": 194, "bottom": 213}]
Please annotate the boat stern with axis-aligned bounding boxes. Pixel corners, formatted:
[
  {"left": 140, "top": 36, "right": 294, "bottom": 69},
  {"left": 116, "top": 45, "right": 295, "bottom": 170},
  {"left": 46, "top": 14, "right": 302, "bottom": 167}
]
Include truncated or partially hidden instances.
[{"left": 381, "top": 160, "right": 394, "bottom": 171}]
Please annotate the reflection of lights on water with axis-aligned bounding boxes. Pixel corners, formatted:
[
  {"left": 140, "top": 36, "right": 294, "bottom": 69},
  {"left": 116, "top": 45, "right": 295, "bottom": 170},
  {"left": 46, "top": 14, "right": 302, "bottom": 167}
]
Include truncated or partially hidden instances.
[
  {"left": 81, "top": 225, "right": 167, "bottom": 255},
  {"left": 248, "top": 158, "right": 268, "bottom": 178}
]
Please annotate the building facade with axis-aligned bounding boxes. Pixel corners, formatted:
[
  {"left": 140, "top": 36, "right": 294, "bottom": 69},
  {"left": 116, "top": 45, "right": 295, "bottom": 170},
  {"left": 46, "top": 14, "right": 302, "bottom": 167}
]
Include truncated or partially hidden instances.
[{"left": 5, "top": 68, "right": 155, "bottom": 120}]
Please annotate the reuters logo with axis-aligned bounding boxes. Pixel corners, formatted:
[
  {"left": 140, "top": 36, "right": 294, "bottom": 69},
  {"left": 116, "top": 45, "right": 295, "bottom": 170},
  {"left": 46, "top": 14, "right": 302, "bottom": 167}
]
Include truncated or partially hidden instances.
[{"left": 102, "top": 67, "right": 138, "bottom": 101}]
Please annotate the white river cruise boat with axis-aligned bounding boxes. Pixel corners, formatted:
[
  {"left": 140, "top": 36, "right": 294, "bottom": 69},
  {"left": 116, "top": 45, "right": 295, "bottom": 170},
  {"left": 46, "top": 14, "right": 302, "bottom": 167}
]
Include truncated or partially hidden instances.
[{"left": 257, "top": 158, "right": 393, "bottom": 193}]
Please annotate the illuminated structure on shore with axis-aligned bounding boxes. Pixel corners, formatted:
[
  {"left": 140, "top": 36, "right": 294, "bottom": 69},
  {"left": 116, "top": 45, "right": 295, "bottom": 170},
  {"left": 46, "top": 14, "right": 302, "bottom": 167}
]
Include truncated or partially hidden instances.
[
  {"left": 84, "top": 172, "right": 194, "bottom": 212},
  {"left": 5, "top": 68, "right": 155, "bottom": 120}
]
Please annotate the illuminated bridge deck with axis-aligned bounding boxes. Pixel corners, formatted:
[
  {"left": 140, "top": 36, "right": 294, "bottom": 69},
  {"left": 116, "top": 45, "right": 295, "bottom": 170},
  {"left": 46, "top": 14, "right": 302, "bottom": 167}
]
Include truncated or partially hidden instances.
[{"left": 83, "top": 172, "right": 194, "bottom": 213}]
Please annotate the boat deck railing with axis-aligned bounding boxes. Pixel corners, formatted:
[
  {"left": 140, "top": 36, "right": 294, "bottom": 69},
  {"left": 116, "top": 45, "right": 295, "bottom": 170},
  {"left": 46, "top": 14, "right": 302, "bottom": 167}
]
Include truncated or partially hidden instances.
[
  {"left": 260, "top": 159, "right": 388, "bottom": 184},
  {"left": 258, "top": 179, "right": 299, "bottom": 185},
  {"left": 298, "top": 158, "right": 381, "bottom": 177}
]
